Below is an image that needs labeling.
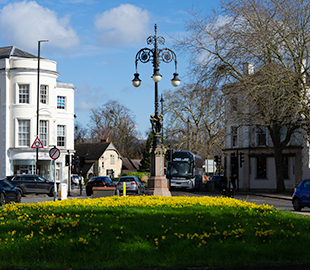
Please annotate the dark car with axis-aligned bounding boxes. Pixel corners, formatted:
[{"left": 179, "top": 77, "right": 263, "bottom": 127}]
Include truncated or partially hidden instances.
[
  {"left": 116, "top": 176, "right": 146, "bottom": 194},
  {"left": 292, "top": 179, "right": 310, "bottom": 211},
  {"left": 86, "top": 176, "right": 115, "bottom": 196},
  {"left": 207, "top": 175, "right": 227, "bottom": 191},
  {"left": 0, "top": 179, "right": 21, "bottom": 206},
  {"left": 9, "top": 174, "right": 56, "bottom": 197}
]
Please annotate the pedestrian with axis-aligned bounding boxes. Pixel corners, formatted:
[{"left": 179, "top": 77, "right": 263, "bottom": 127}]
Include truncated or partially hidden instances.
[
  {"left": 71, "top": 174, "right": 74, "bottom": 191},
  {"left": 230, "top": 174, "right": 237, "bottom": 190},
  {"left": 79, "top": 174, "right": 84, "bottom": 196}
]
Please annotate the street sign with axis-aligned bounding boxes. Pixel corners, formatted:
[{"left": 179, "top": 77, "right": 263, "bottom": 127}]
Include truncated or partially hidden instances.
[
  {"left": 31, "top": 137, "right": 44, "bottom": 148},
  {"left": 49, "top": 147, "right": 60, "bottom": 160}
]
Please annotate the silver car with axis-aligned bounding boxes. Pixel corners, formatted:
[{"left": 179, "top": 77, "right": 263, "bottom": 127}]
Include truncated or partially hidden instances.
[{"left": 116, "top": 176, "right": 145, "bottom": 194}]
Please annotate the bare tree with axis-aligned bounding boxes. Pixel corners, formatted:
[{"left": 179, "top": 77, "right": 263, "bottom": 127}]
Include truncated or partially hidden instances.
[
  {"left": 74, "top": 121, "right": 88, "bottom": 146},
  {"left": 164, "top": 83, "right": 225, "bottom": 160},
  {"left": 89, "top": 100, "right": 141, "bottom": 158},
  {"left": 177, "top": 0, "right": 310, "bottom": 191}
]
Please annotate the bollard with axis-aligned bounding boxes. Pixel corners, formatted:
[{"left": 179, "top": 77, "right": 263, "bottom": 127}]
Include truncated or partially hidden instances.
[{"left": 123, "top": 182, "right": 126, "bottom": 196}]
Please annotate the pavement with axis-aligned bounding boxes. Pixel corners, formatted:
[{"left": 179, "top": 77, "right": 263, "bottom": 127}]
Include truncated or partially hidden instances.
[
  {"left": 249, "top": 192, "right": 292, "bottom": 201},
  {"left": 223, "top": 190, "right": 293, "bottom": 201},
  {"left": 202, "top": 185, "right": 293, "bottom": 202}
]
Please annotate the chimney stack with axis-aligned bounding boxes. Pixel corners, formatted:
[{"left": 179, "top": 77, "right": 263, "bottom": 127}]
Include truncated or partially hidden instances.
[{"left": 243, "top": 63, "right": 254, "bottom": 75}]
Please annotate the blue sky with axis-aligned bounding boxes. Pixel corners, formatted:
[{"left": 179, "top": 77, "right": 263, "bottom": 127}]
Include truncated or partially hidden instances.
[{"left": 0, "top": 0, "right": 220, "bottom": 138}]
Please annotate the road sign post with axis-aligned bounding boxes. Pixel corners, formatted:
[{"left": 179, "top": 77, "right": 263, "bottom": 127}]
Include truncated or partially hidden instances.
[{"left": 49, "top": 146, "right": 60, "bottom": 201}]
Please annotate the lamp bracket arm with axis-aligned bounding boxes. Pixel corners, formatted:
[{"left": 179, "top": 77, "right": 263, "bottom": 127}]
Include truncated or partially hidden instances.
[
  {"left": 159, "top": 48, "right": 178, "bottom": 67},
  {"left": 135, "top": 48, "right": 154, "bottom": 65}
]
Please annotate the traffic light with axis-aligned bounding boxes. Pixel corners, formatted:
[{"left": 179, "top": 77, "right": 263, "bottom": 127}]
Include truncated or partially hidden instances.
[
  {"left": 65, "top": 154, "right": 70, "bottom": 166},
  {"left": 75, "top": 155, "right": 80, "bottom": 172},
  {"left": 71, "top": 154, "right": 80, "bottom": 173},
  {"left": 71, "top": 154, "right": 76, "bottom": 166},
  {"left": 214, "top": 155, "right": 219, "bottom": 165},
  {"left": 218, "top": 155, "right": 222, "bottom": 166},
  {"left": 166, "top": 149, "right": 174, "bottom": 161},
  {"left": 240, "top": 152, "right": 245, "bottom": 167}
]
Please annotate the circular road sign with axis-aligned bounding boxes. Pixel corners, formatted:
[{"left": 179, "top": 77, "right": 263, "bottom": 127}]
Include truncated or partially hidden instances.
[{"left": 49, "top": 147, "right": 60, "bottom": 160}]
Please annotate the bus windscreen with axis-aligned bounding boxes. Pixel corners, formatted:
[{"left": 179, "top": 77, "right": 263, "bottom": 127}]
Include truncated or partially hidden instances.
[{"left": 168, "top": 161, "right": 193, "bottom": 177}]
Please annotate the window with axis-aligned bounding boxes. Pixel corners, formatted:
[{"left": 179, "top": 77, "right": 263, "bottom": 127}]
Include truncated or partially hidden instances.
[
  {"left": 39, "top": 120, "right": 48, "bottom": 147},
  {"left": 57, "top": 125, "right": 65, "bottom": 147},
  {"left": 231, "top": 126, "right": 238, "bottom": 147},
  {"left": 19, "top": 84, "right": 29, "bottom": 104},
  {"left": 256, "top": 156, "right": 266, "bottom": 179},
  {"left": 257, "top": 127, "right": 266, "bottom": 146},
  {"left": 110, "top": 155, "right": 115, "bottom": 164},
  {"left": 231, "top": 97, "right": 237, "bottom": 111},
  {"left": 57, "top": 96, "right": 65, "bottom": 109},
  {"left": 280, "top": 125, "right": 288, "bottom": 143},
  {"left": 40, "top": 85, "right": 48, "bottom": 104},
  {"left": 303, "top": 180, "right": 310, "bottom": 188},
  {"left": 102, "top": 162, "right": 104, "bottom": 168},
  {"left": 18, "top": 120, "right": 30, "bottom": 146},
  {"left": 283, "top": 156, "right": 289, "bottom": 179}
]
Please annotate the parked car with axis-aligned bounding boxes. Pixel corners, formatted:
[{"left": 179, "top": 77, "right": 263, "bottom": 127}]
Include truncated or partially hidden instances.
[
  {"left": 207, "top": 175, "right": 227, "bottom": 191},
  {"left": 9, "top": 174, "right": 57, "bottom": 197},
  {"left": 0, "top": 179, "right": 21, "bottom": 206},
  {"left": 292, "top": 179, "right": 310, "bottom": 211},
  {"left": 116, "top": 176, "right": 145, "bottom": 194},
  {"left": 86, "top": 176, "right": 115, "bottom": 196}
]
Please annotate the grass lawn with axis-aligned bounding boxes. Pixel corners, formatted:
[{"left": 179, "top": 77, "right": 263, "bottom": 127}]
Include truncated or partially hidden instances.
[{"left": 0, "top": 195, "right": 309, "bottom": 269}]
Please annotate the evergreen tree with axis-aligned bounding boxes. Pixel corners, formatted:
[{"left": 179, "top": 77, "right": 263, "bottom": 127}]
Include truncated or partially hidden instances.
[{"left": 139, "top": 132, "right": 153, "bottom": 172}]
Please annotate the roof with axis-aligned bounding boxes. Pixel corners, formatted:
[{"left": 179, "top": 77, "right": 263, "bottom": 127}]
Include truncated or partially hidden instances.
[
  {"left": 122, "top": 158, "right": 136, "bottom": 171},
  {"left": 75, "top": 142, "right": 110, "bottom": 160},
  {"left": 0, "top": 46, "right": 38, "bottom": 59},
  {"left": 130, "top": 159, "right": 141, "bottom": 170},
  {"left": 80, "top": 162, "right": 94, "bottom": 176},
  {"left": 122, "top": 158, "right": 141, "bottom": 172}
]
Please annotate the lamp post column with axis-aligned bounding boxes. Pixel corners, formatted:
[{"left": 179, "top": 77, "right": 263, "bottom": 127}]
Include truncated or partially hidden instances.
[
  {"left": 133, "top": 24, "right": 180, "bottom": 196},
  {"left": 148, "top": 80, "right": 168, "bottom": 196},
  {"left": 36, "top": 40, "right": 48, "bottom": 174}
]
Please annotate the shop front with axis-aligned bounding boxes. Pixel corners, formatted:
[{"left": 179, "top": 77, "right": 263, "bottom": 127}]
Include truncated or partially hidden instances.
[{"left": 9, "top": 150, "right": 57, "bottom": 182}]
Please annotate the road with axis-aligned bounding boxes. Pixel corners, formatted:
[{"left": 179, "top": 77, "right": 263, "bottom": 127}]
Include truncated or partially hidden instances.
[
  {"left": 17, "top": 186, "right": 310, "bottom": 216},
  {"left": 170, "top": 188, "right": 310, "bottom": 216}
]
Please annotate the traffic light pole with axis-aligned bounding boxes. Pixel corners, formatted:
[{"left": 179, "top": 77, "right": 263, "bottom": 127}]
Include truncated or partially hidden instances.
[
  {"left": 236, "top": 150, "right": 239, "bottom": 192},
  {"left": 67, "top": 150, "right": 71, "bottom": 196},
  {"left": 238, "top": 152, "right": 245, "bottom": 192}
]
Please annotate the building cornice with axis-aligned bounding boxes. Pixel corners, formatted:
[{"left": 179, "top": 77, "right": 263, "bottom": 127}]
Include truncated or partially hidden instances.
[
  {"left": 0, "top": 67, "right": 60, "bottom": 77},
  {"left": 56, "top": 81, "right": 76, "bottom": 89}
]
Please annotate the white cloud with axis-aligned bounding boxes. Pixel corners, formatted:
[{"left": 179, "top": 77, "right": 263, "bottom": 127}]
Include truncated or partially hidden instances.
[
  {"left": 77, "top": 100, "right": 97, "bottom": 111},
  {"left": 0, "top": 1, "right": 79, "bottom": 50},
  {"left": 75, "top": 83, "right": 107, "bottom": 112},
  {"left": 94, "top": 4, "right": 150, "bottom": 47}
]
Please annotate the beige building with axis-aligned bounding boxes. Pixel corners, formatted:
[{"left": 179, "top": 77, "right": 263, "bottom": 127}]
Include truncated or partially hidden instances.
[{"left": 75, "top": 142, "right": 122, "bottom": 179}]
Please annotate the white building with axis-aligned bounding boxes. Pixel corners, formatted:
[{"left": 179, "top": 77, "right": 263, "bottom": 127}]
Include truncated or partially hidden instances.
[
  {"left": 223, "top": 63, "right": 310, "bottom": 191},
  {"left": 0, "top": 46, "right": 75, "bottom": 183}
]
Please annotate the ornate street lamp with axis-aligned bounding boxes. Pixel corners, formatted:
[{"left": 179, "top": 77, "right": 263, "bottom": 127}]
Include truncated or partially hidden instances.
[{"left": 132, "top": 24, "right": 180, "bottom": 196}]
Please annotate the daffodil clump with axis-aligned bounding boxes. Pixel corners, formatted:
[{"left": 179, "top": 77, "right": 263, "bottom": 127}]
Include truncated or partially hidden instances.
[{"left": 0, "top": 196, "right": 309, "bottom": 269}]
